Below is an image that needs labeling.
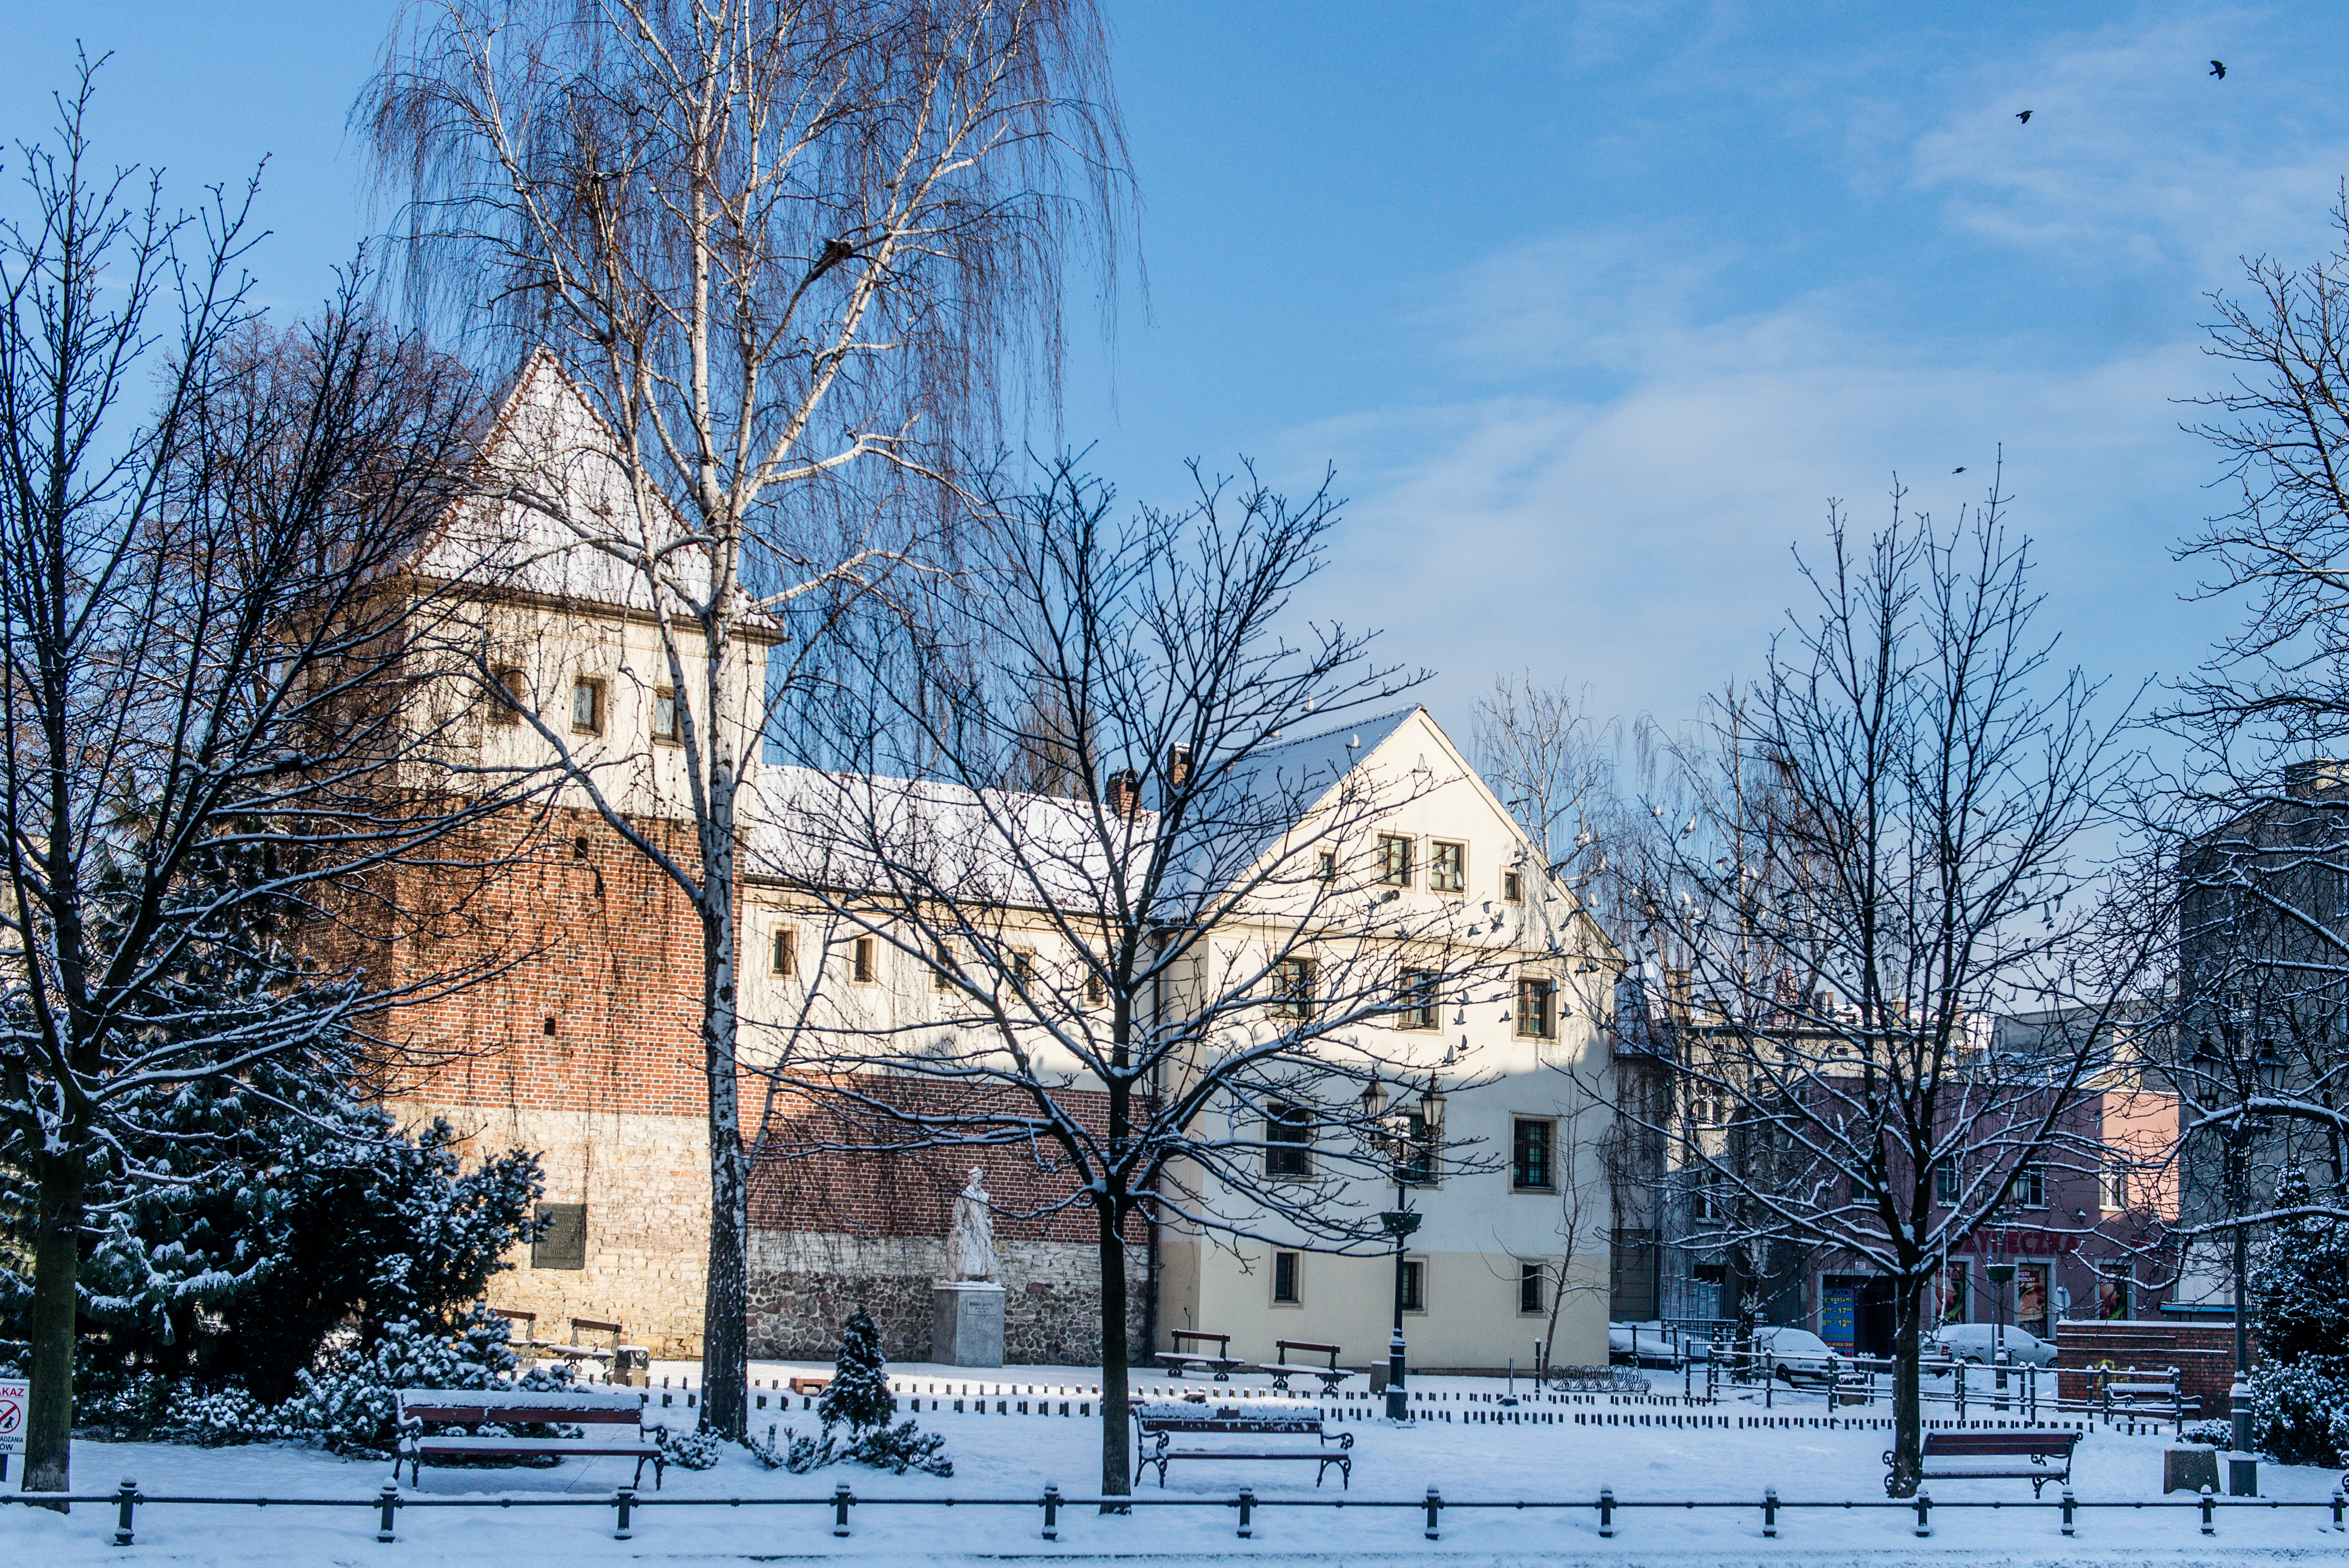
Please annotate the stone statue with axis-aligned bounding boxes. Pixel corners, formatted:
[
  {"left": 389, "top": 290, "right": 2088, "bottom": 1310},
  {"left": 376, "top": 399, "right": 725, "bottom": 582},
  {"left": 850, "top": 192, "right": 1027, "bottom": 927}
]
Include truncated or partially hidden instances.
[{"left": 947, "top": 1168, "right": 996, "bottom": 1282}]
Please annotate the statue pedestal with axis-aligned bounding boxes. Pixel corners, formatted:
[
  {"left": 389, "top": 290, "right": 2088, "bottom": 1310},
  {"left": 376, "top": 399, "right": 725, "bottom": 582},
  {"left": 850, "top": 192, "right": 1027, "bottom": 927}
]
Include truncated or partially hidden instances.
[{"left": 931, "top": 1281, "right": 1005, "bottom": 1367}]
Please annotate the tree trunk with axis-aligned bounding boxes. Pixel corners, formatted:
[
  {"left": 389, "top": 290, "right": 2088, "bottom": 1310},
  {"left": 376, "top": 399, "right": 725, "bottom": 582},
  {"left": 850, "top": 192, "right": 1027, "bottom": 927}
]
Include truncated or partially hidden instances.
[
  {"left": 1096, "top": 1205, "right": 1132, "bottom": 1504},
  {"left": 698, "top": 854, "right": 748, "bottom": 1441},
  {"left": 25, "top": 1147, "right": 88, "bottom": 1503},
  {"left": 1887, "top": 1274, "right": 1926, "bottom": 1496}
]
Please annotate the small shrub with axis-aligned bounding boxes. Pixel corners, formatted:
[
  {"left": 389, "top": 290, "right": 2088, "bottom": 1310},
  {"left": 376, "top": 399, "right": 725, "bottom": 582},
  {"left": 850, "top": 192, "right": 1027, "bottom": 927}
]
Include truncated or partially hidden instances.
[
  {"left": 2244, "top": 1355, "right": 2349, "bottom": 1468},
  {"left": 655, "top": 1424, "right": 725, "bottom": 1471},
  {"left": 2179, "top": 1418, "right": 2231, "bottom": 1448}
]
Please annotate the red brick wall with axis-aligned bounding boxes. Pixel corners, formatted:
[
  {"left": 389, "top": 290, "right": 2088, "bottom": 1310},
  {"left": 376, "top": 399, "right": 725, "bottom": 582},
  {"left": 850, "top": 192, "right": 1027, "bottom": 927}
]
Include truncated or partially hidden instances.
[{"left": 2057, "top": 1320, "right": 2244, "bottom": 1417}]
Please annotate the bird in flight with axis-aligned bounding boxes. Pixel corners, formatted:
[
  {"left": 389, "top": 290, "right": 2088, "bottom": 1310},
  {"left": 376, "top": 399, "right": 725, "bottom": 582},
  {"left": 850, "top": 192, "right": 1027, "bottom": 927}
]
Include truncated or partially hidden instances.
[
  {"left": 1953, "top": 467, "right": 1966, "bottom": 474},
  {"left": 2210, "top": 60, "right": 2226, "bottom": 79},
  {"left": 2016, "top": 109, "right": 2033, "bottom": 124}
]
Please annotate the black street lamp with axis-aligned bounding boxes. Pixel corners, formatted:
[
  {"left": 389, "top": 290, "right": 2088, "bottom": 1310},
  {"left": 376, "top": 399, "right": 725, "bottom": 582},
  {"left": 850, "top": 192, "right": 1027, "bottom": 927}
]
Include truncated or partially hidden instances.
[
  {"left": 1365, "top": 1078, "right": 1439, "bottom": 1422},
  {"left": 2229, "top": 1037, "right": 2285, "bottom": 1455}
]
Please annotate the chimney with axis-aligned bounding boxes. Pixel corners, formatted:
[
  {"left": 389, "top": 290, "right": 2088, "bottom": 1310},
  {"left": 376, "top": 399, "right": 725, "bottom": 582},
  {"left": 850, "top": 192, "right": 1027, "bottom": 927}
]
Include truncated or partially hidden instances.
[
  {"left": 2284, "top": 759, "right": 2349, "bottom": 800},
  {"left": 1105, "top": 767, "right": 1141, "bottom": 818},
  {"left": 1167, "top": 744, "right": 1193, "bottom": 790}
]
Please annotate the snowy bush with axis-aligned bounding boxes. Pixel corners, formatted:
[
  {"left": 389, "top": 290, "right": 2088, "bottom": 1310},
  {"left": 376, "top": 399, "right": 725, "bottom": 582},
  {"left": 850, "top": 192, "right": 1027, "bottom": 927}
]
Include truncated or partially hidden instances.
[
  {"left": 276, "top": 1307, "right": 574, "bottom": 1458},
  {"left": 2180, "top": 1418, "right": 2231, "bottom": 1448},
  {"left": 2244, "top": 1356, "right": 2349, "bottom": 1468},
  {"left": 655, "top": 1425, "right": 725, "bottom": 1471},
  {"left": 777, "top": 1306, "right": 951, "bottom": 1477},
  {"left": 2243, "top": 1170, "right": 2349, "bottom": 1465}
]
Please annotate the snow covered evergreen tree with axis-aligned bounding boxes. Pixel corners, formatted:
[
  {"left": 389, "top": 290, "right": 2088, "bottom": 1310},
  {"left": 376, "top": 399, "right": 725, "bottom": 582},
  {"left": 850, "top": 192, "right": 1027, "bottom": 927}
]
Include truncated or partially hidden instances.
[
  {"left": 2245, "top": 1167, "right": 2349, "bottom": 1465},
  {"left": 817, "top": 1307, "right": 895, "bottom": 1432}
]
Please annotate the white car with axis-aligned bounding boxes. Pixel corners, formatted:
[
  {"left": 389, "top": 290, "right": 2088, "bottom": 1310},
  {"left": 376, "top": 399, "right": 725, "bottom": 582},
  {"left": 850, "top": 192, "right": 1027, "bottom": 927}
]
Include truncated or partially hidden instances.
[
  {"left": 1606, "top": 1321, "right": 1687, "bottom": 1366},
  {"left": 1749, "top": 1325, "right": 1847, "bottom": 1385},
  {"left": 1928, "top": 1322, "right": 2058, "bottom": 1367}
]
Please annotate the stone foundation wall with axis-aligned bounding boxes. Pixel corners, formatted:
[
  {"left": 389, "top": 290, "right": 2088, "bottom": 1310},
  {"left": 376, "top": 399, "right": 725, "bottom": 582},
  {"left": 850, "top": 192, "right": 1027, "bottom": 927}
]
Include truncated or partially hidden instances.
[{"left": 746, "top": 1230, "right": 1146, "bottom": 1366}]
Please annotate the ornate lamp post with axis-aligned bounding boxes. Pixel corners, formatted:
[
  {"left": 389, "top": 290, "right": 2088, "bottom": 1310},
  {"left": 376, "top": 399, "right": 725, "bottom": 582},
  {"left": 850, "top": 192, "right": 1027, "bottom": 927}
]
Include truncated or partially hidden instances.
[
  {"left": 1366, "top": 1078, "right": 1440, "bottom": 1422},
  {"left": 1984, "top": 1258, "right": 2016, "bottom": 1410}
]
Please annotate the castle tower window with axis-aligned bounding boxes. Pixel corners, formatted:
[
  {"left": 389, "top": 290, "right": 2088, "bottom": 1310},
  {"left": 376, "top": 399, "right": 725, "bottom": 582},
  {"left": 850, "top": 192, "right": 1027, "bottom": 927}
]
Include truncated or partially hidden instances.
[{"left": 571, "top": 676, "right": 604, "bottom": 735}]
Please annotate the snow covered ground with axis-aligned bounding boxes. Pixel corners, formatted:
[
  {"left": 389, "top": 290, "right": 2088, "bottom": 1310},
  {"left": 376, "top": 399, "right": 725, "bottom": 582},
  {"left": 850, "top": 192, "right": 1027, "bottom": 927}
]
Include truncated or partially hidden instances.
[{"left": 5, "top": 1364, "right": 2342, "bottom": 1564}]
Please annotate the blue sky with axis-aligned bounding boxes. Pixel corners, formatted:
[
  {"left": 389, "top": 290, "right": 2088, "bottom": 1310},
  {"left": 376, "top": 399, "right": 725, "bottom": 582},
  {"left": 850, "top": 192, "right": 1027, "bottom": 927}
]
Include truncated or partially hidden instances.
[{"left": 10, "top": 2, "right": 2348, "bottom": 738}]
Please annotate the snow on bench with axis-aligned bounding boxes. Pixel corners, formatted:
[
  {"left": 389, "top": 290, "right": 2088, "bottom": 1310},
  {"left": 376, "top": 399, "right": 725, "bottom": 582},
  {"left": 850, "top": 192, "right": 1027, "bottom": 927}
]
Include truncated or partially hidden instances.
[
  {"left": 1131, "top": 1399, "right": 1353, "bottom": 1489},
  {"left": 396, "top": 1387, "right": 663, "bottom": 1490},
  {"left": 1158, "top": 1329, "right": 1242, "bottom": 1381},
  {"left": 1257, "top": 1339, "right": 1358, "bottom": 1397},
  {"left": 1898, "top": 1430, "right": 2081, "bottom": 1498}
]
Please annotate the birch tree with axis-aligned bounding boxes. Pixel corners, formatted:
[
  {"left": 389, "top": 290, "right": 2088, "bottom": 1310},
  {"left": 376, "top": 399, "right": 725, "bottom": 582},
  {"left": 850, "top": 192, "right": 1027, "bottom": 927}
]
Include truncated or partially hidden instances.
[
  {"left": 761, "top": 462, "right": 1522, "bottom": 1499},
  {"left": 360, "top": 0, "right": 1127, "bottom": 1440},
  {"left": 0, "top": 66, "right": 501, "bottom": 1495}
]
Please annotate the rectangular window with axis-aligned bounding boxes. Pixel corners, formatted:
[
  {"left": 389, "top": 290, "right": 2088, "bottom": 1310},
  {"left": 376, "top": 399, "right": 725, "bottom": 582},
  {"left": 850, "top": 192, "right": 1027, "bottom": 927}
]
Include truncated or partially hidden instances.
[
  {"left": 1376, "top": 834, "right": 1414, "bottom": 887},
  {"left": 2100, "top": 1160, "right": 2128, "bottom": 1211},
  {"left": 1011, "top": 949, "right": 1035, "bottom": 984},
  {"left": 1519, "top": 1261, "right": 1546, "bottom": 1315},
  {"left": 1502, "top": 869, "right": 1524, "bottom": 903},
  {"left": 1271, "top": 956, "right": 1316, "bottom": 1020},
  {"left": 651, "top": 687, "right": 679, "bottom": 743},
  {"left": 571, "top": 676, "right": 603, "bottom": 734},
  {"left": 1516, "top": 975, "right": 1556, "bottom": 1039},
  {"left": 1512, "top": 1117, "right": 1555, "bottom": 1191},
  {"left": 1265, "top": 1101, "right": 1313, "bottom": 1177},
  {"left": 771, "top": 926, "right": 798, "bottom": 978},
  {"left": 1316, "top": 849, "right": 1337, "bottom": 882},
  {"left": 932, "top": 942, "right": 955, "bottom": 991},
  {"left": 1272, "top": 1251, "right": 1300, "bottom": 1304},
  {"left": 1085, "top": 962, "right": 1106, "bottom": 1006},
  {"left": 2095, "top": 1267, "right": 2132, "bottom": 1320},
  {"left": 1430, "top": 840, "right": 1466, "bottom": 894},
  {"left": 1397, "top": 1109, "right": 1437, "bottom": 1186},
  {"left": 1934, "top": 1161, "right": 1960, "bottom": 1204},
  {"left": 1396, "top": 967, "right": 1438, "bottom": 1030},
  {"left": 489, "top": 667, "right": 527, "bottom": 724},
  {"left": 533, "top": 1202, "right": 587, "bottom": 1270},
  {"left": 852, "top": 937, "right": 877, "bottom": 983},
  {"left": 2015, "top": 1163, "right": 2046, "bottom": 1209},
  {"left": 1689, "top": 1183, "right": 1718, "bottom": 1223},
  {"left": 1399, "top": 1258, "right": 1426, "bottom": 1313}
]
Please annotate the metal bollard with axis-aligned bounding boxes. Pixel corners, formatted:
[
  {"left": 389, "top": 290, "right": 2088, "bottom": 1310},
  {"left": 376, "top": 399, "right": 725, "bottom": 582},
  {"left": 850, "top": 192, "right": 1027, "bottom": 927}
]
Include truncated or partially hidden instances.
[
  {"left": 2060, "top": 1486, "right": 2075, "bottom": 1537},
  {"left": 614, "top": 1486, "right": 635, "bottom": 1540},
  {"left": 1913, "top": 1489, "right": 1932, "bottom": 1538},
  {"left": 1236, "top": 1488, "right": 1255, "bottom": 1539},
  {"left": 1424, "top": 1486, "right": 1443, "bottom": 1540},
  {"left": 113, "top": 1477, "right": 138, "bottom": 1547},
  {"left": 1762, "top": 1485, "right": 1778, "bottom": 1538},
  {"left": 2331, "top": 1487, "right": 2345, "bottom": 1530},
  {"left": 1598, "top": 1485, "right": 1616, "bottom": 1538},
  {"left": 1042, "top": 1483, "right": 1061, "bottom": 1541},
  {"left": 377, "top": 1477, "right": 400, "bottom": 1543},
  {"left": 2199, "top": 1483, "right": 2214, "bottom": 1536},
  {"left": 833, "top": 1482, "right": 855, "bottom": 1537}
]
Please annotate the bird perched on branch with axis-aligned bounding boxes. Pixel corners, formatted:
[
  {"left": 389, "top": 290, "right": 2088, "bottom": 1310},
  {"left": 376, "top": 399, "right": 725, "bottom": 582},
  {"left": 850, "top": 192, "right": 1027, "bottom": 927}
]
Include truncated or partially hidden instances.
[
  {"left": 2210, "top": 60, "right": 2226, "bottom": 79},
  {"left": 2016, "top": 109, "right": 2033, "bottom": 124}
]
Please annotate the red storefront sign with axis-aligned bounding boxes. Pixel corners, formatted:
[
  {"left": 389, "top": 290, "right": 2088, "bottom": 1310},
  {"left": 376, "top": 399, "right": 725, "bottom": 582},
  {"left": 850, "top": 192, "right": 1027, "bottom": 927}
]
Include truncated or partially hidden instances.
[{"left": 1959, "top": 1228, "right": 2081, "bottom": 1256}]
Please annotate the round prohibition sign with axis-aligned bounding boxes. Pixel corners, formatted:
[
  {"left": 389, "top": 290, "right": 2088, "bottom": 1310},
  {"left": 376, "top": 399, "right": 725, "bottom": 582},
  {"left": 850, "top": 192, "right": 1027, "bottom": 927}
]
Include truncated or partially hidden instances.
[{"left": 0, "top": 1387, "right": 24, "bottom": 1441}]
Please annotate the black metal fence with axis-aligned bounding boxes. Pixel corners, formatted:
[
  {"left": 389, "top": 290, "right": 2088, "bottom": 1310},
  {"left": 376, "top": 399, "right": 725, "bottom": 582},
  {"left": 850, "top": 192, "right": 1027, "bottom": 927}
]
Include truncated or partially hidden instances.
[{"left": 8, "top": 1479, "right": 2343, "bottom": 1547}]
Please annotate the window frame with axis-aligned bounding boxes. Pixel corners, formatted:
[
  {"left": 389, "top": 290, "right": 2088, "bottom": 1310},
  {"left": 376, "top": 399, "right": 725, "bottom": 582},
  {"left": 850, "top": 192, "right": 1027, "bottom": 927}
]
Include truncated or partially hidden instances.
[
  {"left": 1270, "top": 955, "right": 1317, "bottom": 1020},
  {"left": 1316, "top": 849, "right": 1337, "bottom": 883},
  {"left": 489, "top": 666, "right": 528, "bottom": 725},
  {"left": 771, "top": 926, "right": 799, "bottom": 978},
  {"left": 2015, "top": 1162, "right": 2047, "bottom": 1210},
  {"left": 1516, "top": 974, "right": 1557, "bottom": 1039},
  {"left": 651, "top": 686, "right": 680, "bottom": 744},
  {"left": 1264, "top": 1100, "right": 1314, "bottom": 1178},
  {"left": 1375, "top": 833, "right": 1414, "bottom": 888},
  {"left": 932, "top": 941, "right": 956, "bottom": 992},
  {"left": 851, "top": 936, "right": 878, "bottom": 984},
  {"left": 1518, "top": 1260, "right": 1547, "bottom": 1315},
  {"left": 1398, "top": 1256, "right": 1428, "bottom": 1314},
  {"left": 1502, "top": 868, "right": 1524, "bottom": 903},
  {"left": 1511, "top": 1115, "right": 1557, "bottom": 1192},
  {"left": 1429, "top": 838, "right": 1467, "bottom": 895},
  {"left": 1271, "top": 1250, "right": 1302, "bottom": 1306},
  {"left": 2099, "top": 1160, "right": 2128, "bottom": 1211},
  {"left": 570, "top": 675, "right": 605, "bottom": 736},
  {"left": 1395, "top": 966, "right": 1439, "bottom": 1030},
  {"left": 1934, "top": 1160, "right": 1960, "bottom": 1205}
]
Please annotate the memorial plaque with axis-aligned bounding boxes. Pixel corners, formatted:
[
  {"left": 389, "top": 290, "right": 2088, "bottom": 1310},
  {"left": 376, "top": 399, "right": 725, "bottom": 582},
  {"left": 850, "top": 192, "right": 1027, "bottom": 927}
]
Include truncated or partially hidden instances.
[{"left": 534, "top": 1202, "right": 588, "bottom": 1270}]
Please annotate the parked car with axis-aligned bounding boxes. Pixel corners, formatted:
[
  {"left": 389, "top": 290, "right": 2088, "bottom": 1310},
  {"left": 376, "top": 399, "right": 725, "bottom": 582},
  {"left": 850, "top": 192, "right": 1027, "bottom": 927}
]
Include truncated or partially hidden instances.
[
  {"left": 1607, "top": 1321, "right": 1687, "bottom": 1367},
  {"left": 1749, "top": 1326, "right": 1847, "bottom": 1385},
  {"left": 1927, "top": 1322, "right": 2058, "bottom": 1367}
]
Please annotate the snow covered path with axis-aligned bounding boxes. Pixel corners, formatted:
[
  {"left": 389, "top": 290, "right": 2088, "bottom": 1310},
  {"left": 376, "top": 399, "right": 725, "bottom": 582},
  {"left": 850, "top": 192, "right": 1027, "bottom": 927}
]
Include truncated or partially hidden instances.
[{"left": 5, "top": 1374, "right": 2342, "bottom": 1563}]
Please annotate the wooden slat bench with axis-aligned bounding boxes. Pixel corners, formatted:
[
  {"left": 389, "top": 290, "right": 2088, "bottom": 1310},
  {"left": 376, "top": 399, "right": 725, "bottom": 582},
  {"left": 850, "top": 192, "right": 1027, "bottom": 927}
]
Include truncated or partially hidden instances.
[
  {"left": 397, "top": 1388, "right": 663, "bottom": 1490},
  {"left": 1894, "top": 1431, "right": 2081, "bottom": 1497},
  {"left": 1158, "top": 1329, "right": 1242, "bottom": 1381},
  {"left": 1258, "top": 1339, "right": 1358, "bottom": 1397},
  {"left": 1132, "top": 1404, "right": 1353, "bottom": 1488}
]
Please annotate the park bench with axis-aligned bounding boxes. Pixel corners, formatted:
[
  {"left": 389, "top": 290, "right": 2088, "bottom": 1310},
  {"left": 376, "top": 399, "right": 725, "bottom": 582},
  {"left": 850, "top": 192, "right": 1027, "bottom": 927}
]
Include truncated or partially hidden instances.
[
  {"left": 396, "top": 1387, "right": 663, "bottom": 1490},
  {"left": 1894, "top": 1430, "right": 2081, "bottom": 1497},
  {"left": 1132, "top": 1403, "right": 1353, "bottom": 1488},
  {"left": 1158, "top": 1329, "right": 1243, "bottom": 1381},
  {"left": 2098, "top": 1366, "right": 2194, "bottom": 1430},
  {"left": 1258, "top": 1339, "right": 1358, "bottom": 1397}
]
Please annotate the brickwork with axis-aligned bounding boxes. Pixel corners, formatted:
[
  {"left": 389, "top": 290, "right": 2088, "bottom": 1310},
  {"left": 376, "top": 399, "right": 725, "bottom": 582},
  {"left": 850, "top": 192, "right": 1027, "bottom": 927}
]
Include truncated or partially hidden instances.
[{"left": 2056, "top": 1319, "right": 2245, "bottom": 1417}]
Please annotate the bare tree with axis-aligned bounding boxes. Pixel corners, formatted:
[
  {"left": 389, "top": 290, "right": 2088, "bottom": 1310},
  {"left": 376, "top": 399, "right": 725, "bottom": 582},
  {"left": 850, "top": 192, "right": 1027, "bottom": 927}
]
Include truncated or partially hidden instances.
[
  {"left": 761, "top": 461, "right": 1533, "bottom": 1499},
  {"left": 1620, "top": 488, "right": 2151, "bottom": 1494},
  {"left": 359, "top": 0, "right": 1128, "bottom": 1440},
  {"left": 1474, "top": 673, "right": 1620, "bottom": 884},
  {"left": 0, "top": 66, "right": 501, "bottom": 1495}
]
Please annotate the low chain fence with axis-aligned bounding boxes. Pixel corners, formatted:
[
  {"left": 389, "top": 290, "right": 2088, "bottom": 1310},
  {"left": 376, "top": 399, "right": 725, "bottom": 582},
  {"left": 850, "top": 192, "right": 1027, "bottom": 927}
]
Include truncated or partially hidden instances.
[{"left": 8, "top": 1478, "right": 2344, "bottom": 1548}]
